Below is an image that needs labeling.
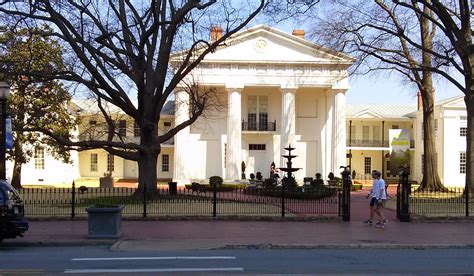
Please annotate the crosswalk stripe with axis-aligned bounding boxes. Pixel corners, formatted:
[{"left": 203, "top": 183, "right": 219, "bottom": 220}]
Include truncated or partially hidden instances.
[
  {"left": 64, "top": 267, "right": 244, "bottom": 273},
  {"left": 71, "top": 256, "right": 236, "bottom": 261}
]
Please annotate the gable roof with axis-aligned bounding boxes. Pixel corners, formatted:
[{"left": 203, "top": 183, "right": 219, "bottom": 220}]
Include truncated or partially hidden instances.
[
  {"left": 435, "top": 95, "right": 464, "bottom": 107},
  {"left": 72, "top": 99, "right": 175, "bottom": 116},
  {"left": 172, "top": 25, "right": 355, "bottom": 65},
  {"left": 346, "top": 104, "right": 417, "bottom": 119}
]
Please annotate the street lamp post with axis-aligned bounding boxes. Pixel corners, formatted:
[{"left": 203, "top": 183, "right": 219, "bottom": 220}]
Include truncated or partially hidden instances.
[{"left": 0, "top": 82, "right": 10, "bottom": 180}]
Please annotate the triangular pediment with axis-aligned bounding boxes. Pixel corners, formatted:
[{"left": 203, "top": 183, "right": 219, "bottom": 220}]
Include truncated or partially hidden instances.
[
  {"left": 441, "top": 96, "right": 465, "bottom": 108},
  {"left": 353, "top": 110, "right": 382, "bottom": 119},
  {"left": 173, "top": 25, "right": 354, "bottom": 66}
]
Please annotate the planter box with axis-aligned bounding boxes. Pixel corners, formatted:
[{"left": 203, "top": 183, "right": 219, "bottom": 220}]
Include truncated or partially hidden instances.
[
  {"left": 85, "top": 205, "right": 124, "bottom": 239},
  {"left": 99, "top": 177, "right": 114, "bottom": 188}
]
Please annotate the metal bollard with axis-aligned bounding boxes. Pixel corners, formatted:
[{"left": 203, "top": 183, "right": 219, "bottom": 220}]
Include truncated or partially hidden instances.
[
  {"left": 340, "top": 166, "right": 351, "bottom": 222},
  {"left": 399, "top": 167, "right": 410, "bottom": 222}
]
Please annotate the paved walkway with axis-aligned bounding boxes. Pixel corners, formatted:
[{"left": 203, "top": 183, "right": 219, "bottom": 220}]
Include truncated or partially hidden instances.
[{"left": 2, "top": 187, "right": 473, "bottom": 250}]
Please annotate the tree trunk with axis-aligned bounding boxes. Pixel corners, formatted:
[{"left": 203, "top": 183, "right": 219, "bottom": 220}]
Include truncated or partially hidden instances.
[
  {"left": 418, "top": 88, "right": 446, "bottom": 191},
  {"left": 465, "top": 91, "right": 474, "bottom": 194},
  {"left": 137, "top": 151, "right": 159, "bottom": 196},
  {"left": 135, "top": 124, "right": 161, "bottom": 197},
  {"left": 417, "top": 2, "right": 447, "bottom": 191},
  {"left": 461, "top": 7, "right": 474, "bottom": 194},
  {"left": 10, "top": 160, "right": 22, "bottom": 189}
]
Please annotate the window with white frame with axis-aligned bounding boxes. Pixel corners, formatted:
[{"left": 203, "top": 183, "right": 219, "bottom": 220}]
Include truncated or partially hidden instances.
[
  {"left": 460, "top": 152, "right": 466, "bottom": 174},
  {"left": 248, "top": 95, "right": 268, "bottom": 130},
  {"left": 118, "top": 120, "right": 127, "bottom": 137},
  {"left": 162, "top": 154, "right": 169, "bottom": 172},
  {"left": 258, "top": 96, "right": 268, "bottom": 130},
  {"left": 364, "top": 157, "right": 371, "bottom": 174},
  {"left": 249, "top": 144, "right": 266, "bottom": 150},
  {"left": 362, "top": 126, "right": 370, "bottom": 143},
  {"left": 350, "top": 125, "right": 356, "bottom": 141},
  {"left": 90, "top": 153, "right": 98, "bottom": 172},
  {"left": 34, "top": 147, "right": 45, "bottom": 170},
  {"left": 248, "top": 96, "right": 257, "bottom": 130},
  {"left": 460, "top": 116, "right": 467, "bottom": 137},
  {"left": 224, "top": 143, "right": 227, "bottom": 168},
  {"left": 134, "top": 121, "right": 140, "bottom": 137},
  {"left": 373, "top": 125, "right": 380, "bottom": 141},
  {"left": 107, "top": 154, "right": 114, "bottom": 172}
]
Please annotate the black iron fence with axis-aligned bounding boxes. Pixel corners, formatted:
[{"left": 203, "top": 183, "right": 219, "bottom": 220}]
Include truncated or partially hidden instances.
[
  {"left": 399, "top": 187, "right": 473, "bottom": 218},
  {"left": 19, "top": 186, "right": 340, "bottom": 219}
]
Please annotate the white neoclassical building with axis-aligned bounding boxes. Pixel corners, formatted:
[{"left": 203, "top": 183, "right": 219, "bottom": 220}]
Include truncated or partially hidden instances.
[
  {"left": 172, "top": 25, "right": 355, "bottom": 183},
  {"left": 7, "top": 25, "right": 467, "bottom": 188},
  {"left": 412, "top": 96, "right": 467, "bottom": 187}
]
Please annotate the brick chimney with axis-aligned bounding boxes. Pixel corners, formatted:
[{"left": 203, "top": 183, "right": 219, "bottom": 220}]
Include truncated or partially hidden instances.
[
  {"left": 417, "top": 90, "right": 436, "bottom": 110},
  {"left": 292, "top": 29, "right": 305, "bottom": 39},
  {"left": 417, "top": 92, "right": 422, "bottom": 110},
  {"left": 210, "top": 26, "right": 223, "bottom": 42}
]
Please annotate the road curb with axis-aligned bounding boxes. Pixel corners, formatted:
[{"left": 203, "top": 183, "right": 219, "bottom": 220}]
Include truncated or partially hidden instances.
[
  {"left": 4, "top": 240, "right": 473, "bottom": 250},
  {"left": 1, "top": 240, "right": 116, "bottom": 247},
  {"left": 213, "top": 243, "right": 474, "bottom": 250}
]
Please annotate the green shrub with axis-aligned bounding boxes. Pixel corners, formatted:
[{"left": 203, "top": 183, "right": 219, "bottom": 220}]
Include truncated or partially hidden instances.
[
  {"left": 351, "top": 184, "right": 363, "bottom": 191},
  {"left": 184, "top": 183, "right": 246, "bottom": 191},
  {"left": 243, "top": 186, "right": 337, "bottom": 199},
  {"left": 263, "top": 178, "right": 275, "bottom": 188},
  {"left": 209, "top": 176, "right": 223, "bottom": 187},
  {"left": 282, "top": 177, "right": 297, "bottom": 190}
]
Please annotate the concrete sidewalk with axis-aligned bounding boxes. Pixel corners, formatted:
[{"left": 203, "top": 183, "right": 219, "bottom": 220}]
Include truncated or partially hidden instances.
[
  {"left": 3, "top": 187, "right": 473, "bottom": 250},
  {"left": 3, "top": 219, "right": 473, "bottom": 250}
]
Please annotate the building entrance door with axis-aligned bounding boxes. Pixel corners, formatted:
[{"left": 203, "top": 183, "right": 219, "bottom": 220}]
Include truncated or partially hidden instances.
[{"left": 248, "top": 145, "right": 268, "bottom": 177}]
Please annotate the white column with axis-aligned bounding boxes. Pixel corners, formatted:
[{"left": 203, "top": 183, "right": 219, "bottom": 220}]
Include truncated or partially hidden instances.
[
  {"left": 173, "top": 90, "right": 190, "bottom": 182},
  {"left": 322, "top": 91, "right": 333, "bottom": 178},
  {"left": 281, "top": 88, "right": 296, "bottom": 165},
  {"left": 332, "top": 89, "right": 347, "bottom": 173},
  {"left": 226, "top": 89, "right": 242, "bottom": 180}
]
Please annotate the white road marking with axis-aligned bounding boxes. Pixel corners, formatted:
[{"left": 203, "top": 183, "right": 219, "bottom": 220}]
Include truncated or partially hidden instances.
[
  {"left": 71, "top": 256, "right": 236, "bottom": 261},
  {"left": 64, "top": 267, "right": 244, "bottom": 273}
]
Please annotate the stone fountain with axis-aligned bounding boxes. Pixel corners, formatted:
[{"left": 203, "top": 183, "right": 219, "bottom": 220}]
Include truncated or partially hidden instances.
[{"left": 279, "top": 144, "right": 301, "bottom": 182}]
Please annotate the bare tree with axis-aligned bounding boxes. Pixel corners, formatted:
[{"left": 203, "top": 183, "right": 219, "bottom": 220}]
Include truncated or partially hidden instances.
[
  {"left": 388, "top": 0, "right": 473, "bottom": 192},
  {"left": 296, "top": 1, "right": 447, "bottom": 190},
  {"left": 0, "top": 0, "right": 266, "bottom": 194}
]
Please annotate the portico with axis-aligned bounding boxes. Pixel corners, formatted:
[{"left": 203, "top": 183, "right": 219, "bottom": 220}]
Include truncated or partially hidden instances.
[{"left": 172, "top": 25, "right": 354, "bottom": 183}]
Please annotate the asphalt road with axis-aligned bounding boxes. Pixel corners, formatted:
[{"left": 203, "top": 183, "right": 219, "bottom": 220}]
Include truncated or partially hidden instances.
[{"left": 0, "top": 246, "right": 473, "bottom": 275}]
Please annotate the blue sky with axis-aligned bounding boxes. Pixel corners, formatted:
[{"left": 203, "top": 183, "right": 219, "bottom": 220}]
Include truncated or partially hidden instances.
[
  {"left": 347, "top": 74, "right": 464, "bottom": 105},
  {"left": 256, "top": 15, "right": 465, "bottom": 105}
]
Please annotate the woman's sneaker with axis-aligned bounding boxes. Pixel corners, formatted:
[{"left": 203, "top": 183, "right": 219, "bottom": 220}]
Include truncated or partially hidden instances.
[
  {"left": 383, "top": 219, "right": 388, "bottom": 224},
  {"left": 363, "top": 219, "right": 373, "bottom": 225},
  {"left": 375, "top": 222, "right": 385, "bottom": 228}
]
